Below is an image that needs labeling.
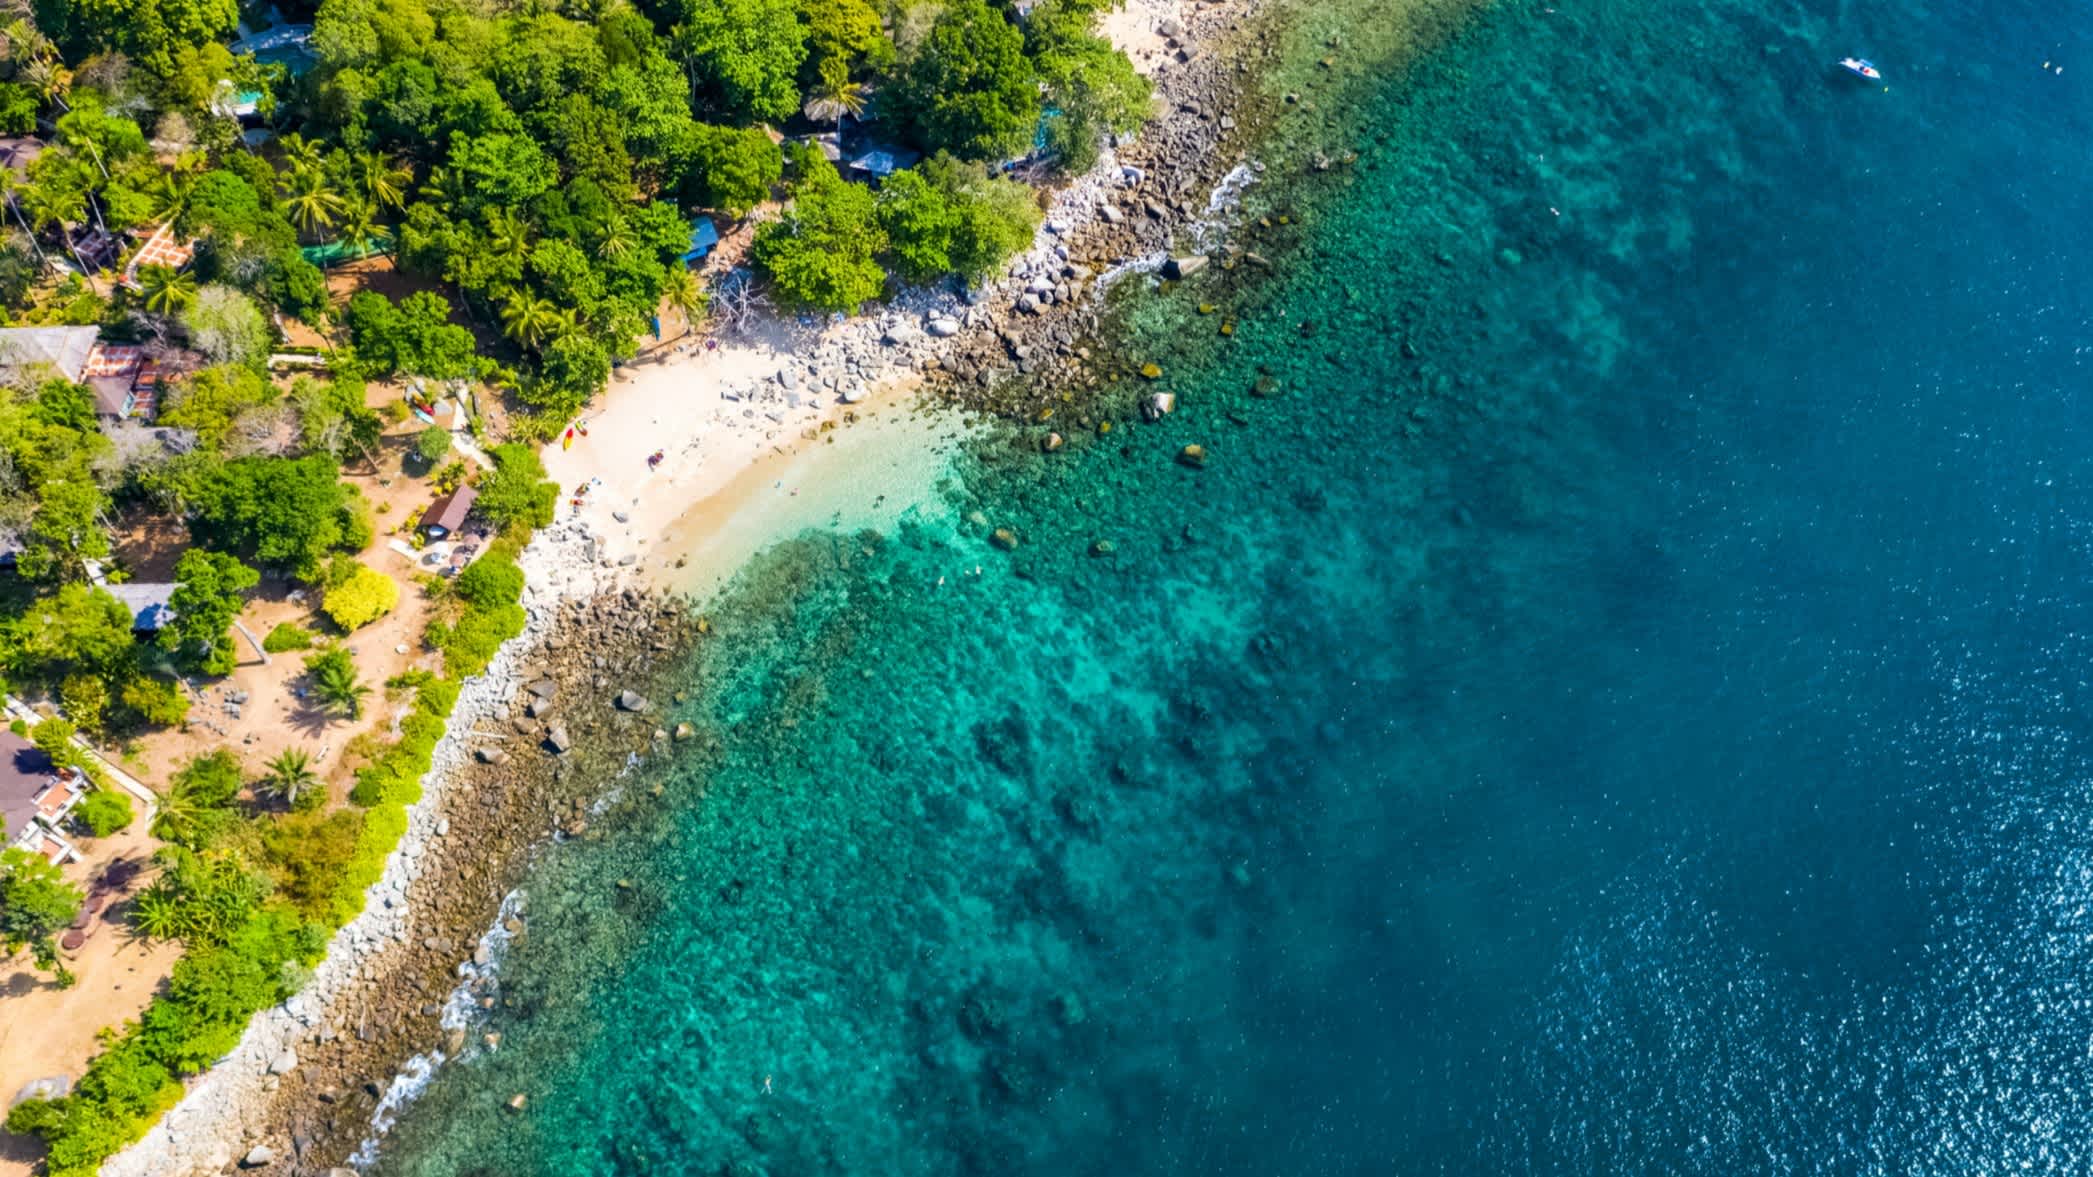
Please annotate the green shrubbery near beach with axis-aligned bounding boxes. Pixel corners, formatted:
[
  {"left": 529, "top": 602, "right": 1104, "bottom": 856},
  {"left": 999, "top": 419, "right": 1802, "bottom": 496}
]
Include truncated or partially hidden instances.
[
  {"left": 8, "top": 536, "right": 530, "bottom": 1173},
  {"left": 8, "top": 661, "right": 470, "bottom": 1175}
]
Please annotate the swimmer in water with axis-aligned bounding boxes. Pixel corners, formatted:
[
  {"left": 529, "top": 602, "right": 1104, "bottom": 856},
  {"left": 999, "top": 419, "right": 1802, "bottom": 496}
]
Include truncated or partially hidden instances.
[{"left": 762, "top": 1075, "right": 773, "bottom": 1094}]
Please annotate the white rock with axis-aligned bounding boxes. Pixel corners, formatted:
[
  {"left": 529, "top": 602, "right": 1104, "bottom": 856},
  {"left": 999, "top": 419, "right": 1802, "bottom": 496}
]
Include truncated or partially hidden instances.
[
  {"left": 926, "top": 317, "right": 962, "bottom": 338},
  {"left": 266, "top": 1050, "right": 297, "bottom": 1076}
]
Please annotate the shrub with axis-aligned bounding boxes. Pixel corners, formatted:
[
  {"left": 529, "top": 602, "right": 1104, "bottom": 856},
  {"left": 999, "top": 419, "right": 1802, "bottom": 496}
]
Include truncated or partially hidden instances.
[
  {"left": 414, "top": 425, "right": 452, "bottom": 465},
  {"left": 322, "top": 565, "right": 400, "bottom": 632},
  {"left": 261, "top": 623, "right": 315, "bottom": 653},
  {"left": 118, "top": 676, "right": 190, "bottom": 728},
  {"left": 442, "top": 602, "right": 525, "bottom": 678},
  {"left": 453, "top": 554, "right": 524, "bottom": 610},
  {"left": 477, "top": 444, "right": 558, "bottom": 531},
  {"left": 73, "top": 790, "right": 134, "bottom": 837}
]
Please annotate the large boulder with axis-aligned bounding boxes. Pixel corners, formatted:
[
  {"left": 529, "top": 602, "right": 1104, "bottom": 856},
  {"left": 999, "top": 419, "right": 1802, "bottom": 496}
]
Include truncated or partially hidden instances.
[
  {"left": 241, "top": 1145, "right": 275, "bottom": 1168},
  {"left": 266, "top": 1049, "right": 298, "bottom": 1076},
  {"left": 615, "top": 690, "right": 652, "bottom": 713},
  {"left": 545, "top": 725, "right": 572, "bottom": 754},
  {"left": 1163, "top": 255, "right": 1209, "bottom": 281},
  {"left": 476, "top": 747, "right": 510, "bottom": 766}
]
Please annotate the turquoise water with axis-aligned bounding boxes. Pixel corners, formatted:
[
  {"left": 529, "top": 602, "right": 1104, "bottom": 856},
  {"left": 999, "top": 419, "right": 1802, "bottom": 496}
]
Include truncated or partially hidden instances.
[{"left": 373, "top": 0, "right": 2093, "bottom": 1171}]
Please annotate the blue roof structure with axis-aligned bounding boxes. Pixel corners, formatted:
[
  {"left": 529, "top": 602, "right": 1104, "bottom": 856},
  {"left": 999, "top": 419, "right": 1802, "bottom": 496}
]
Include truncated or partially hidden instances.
[{"left": 682, "top": 216, "right": 720, "bottom": 264}]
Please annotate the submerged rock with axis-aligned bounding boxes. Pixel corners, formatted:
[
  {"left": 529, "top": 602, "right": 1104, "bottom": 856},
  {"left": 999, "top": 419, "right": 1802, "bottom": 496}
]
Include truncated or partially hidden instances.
[
  {"left": 1164, "top": 254, "right": 1209, "bottom": 280},
  {"left": 1178, "top": 444, "right": 1208, "bottom": 468},
  {"left": 1041, "top": 432, "right": 1065, "bottom": 452},
  {"left": 1142, "top": 392, "right": 1178, "bottom": 421},
  {"left": 991, "top": 528, "right": 1020, "bottom": 550}
]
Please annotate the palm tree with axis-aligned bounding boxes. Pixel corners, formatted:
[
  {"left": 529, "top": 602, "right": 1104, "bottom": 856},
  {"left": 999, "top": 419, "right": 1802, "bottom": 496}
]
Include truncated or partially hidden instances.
[
  {"left": 145, "top": 171, "right": 192, "bottom": 224},
  {"left": 418, "top": 165, "right": 468, "bottom": 214},
  {"left": 803, "top": 59, "right": 868, "bottom": 126},
  {"left": 595, "top": 213, "right": 632, "bottom": 261},
  {"left": 310, "top": 657, "right": 370, "bottom": 719},
  {"left": 148, "top": 787, "right": 208, "bottom": 847},
  {"left": 8, "top": 22, "right": 71, "bottom": 112},
  {"left": 659, "top": 263, "right": 706, "bottom": 340},
  {"left": 0, "top": 170, "right": 51, "bottom": 273},
  {"left": 257, "top": 748, "right": 318, "bottom": 808},
  {"left": 485, "top": 205, "right": 533, "bottom": 258},
  {"left": 283, "top": 172, "right": 344, "bottom": 242},
  {"left": 129, "top": 887, "right": 182, "bottom": 942},
  {"left": 138, "top": 263, "right": 195, "bottom": 314},
  {"left": 337, "top": 197, "right": 377, "bottom": 260},
  {"left": 355, "top": 151, "right": 411, "bottom": 213},
  {"left": 498, "top": 288, "right": 566, "bottom": 351},
  {"left": 20, "top": 178, "right": 93, "bottom": 274},
  {"left": 276, "top": 133, "right": 324, "bottom": 181}
]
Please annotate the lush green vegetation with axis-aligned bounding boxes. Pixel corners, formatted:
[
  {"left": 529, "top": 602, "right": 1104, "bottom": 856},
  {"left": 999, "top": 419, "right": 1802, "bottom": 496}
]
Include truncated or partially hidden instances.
[
  {"left": 320, "top": 560, "right": 398, "bottom": 631},
  {"left": 0, "top": 0, "right": 1143, "bottom": 416},
  {"left": 72, "top": 787, "right": 135, "bottom": 835},
  {"left": 0, "top": 846, "right": 82, "bottom": 980}
]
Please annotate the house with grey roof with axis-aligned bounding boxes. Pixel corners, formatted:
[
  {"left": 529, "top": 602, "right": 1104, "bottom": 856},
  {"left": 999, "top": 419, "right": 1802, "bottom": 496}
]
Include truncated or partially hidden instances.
[
  {"left": 0, "top": 730, "right": 83, "bottom": 864},
  {"left": 102, "top": 582, "right": 178, "bottom": 633}
]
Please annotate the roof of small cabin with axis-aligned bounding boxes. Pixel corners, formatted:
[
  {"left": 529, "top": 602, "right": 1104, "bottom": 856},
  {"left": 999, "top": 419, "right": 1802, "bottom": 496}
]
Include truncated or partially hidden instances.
[
  {"left": 103, "top": 582, "right": 177, "bottom": 631},
  {"left": 0, "top": 326, "right": 99, "bottom": 384},
  {"left": 423, "top": 485, "right": 478, "bottom": 533},
  {"left": 0, "top": 729, "right": 59, "bottom": 844},
  {"left": 0, "top": 137, "right": 45, "bottom": 179}
]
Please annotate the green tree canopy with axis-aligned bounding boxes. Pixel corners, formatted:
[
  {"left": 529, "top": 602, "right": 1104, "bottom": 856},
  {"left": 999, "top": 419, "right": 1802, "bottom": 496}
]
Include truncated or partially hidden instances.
[
  {"left": 345, "top": 290, "right": 477, "bottom": 380},
  {"left": 190, "top": 454, "right": 357, "bottom": 581},
  {"left": 162, "top": 549, "right": 259, "bottom": 676},
  {"left": 7, "top": 584, "right": 137, "bottom": 682},
  {"left": 681, "top": 123, "right": 781, "bottom": 216},
  {"left": 0, "top": 848, "right": 83, "bottom": 975},
  {"left": 673, "top": 0, "right": 807, "bottom": 123},
  {"left": 156, "top": 364, "right": 275, "bottom": 452},
  {"left": 890, "top": 0, "right": 1039, "bottom": 161},
  {"left": 51, "top": 0, "right": 239, "bottom": 75},
  {"left": 752, "top": 149, "right": 886, "bottom": 312}
]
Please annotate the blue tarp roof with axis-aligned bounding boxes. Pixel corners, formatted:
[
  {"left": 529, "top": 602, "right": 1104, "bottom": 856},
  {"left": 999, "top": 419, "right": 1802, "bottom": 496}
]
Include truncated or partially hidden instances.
[{"left": 682, "top": 216, "right": 720, "bottom": 263}]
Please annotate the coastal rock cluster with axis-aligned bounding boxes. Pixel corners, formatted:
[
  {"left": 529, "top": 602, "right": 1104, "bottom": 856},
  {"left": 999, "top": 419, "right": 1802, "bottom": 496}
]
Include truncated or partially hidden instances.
[{"left": 681, "top": 0, "right": 1258, "bottom": 431}]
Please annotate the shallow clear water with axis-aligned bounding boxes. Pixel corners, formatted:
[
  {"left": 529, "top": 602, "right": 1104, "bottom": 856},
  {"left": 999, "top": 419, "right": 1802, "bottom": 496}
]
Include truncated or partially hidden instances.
[{"left": 373, "top": 0, "right": 2093, "bottom": 1172}]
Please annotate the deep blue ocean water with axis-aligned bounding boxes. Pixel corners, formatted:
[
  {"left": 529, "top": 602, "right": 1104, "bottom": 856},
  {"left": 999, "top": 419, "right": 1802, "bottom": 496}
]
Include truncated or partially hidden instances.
[{"left": 371, "top": 0, "right": 2093, "bottom": 1172}]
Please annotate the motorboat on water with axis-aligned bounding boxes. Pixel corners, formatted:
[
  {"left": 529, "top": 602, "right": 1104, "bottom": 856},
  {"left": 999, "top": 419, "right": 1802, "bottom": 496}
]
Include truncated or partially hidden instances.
[{"left": 1839, "top": 57, "right": 1882, "bottom": 80}]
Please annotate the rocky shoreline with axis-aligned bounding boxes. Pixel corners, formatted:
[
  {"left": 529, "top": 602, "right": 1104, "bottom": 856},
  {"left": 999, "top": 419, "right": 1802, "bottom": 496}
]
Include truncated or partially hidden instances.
[
  {"left": 103, "top": 525, "right": 702, "bottom": 1177},
  {"left": 101, "top": 1, "right": 1279, "bottom": 1171}
]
